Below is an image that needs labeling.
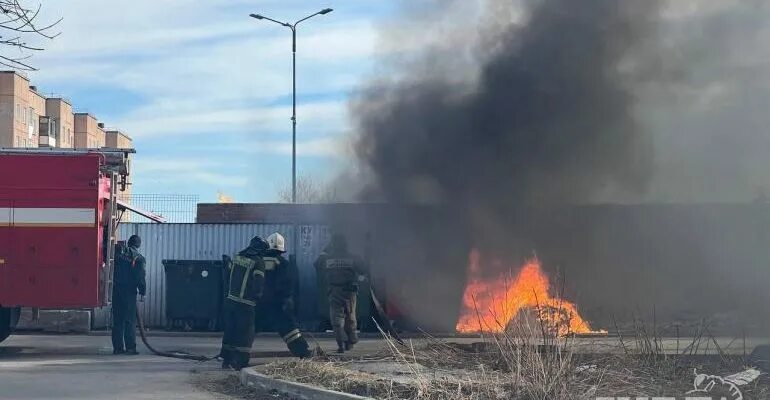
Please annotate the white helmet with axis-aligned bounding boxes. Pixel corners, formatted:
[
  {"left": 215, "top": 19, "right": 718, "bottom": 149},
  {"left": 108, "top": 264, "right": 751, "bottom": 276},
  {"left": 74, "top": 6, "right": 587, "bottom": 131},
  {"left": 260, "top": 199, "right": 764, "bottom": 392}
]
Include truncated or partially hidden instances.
[{"left": 267, "top": 232, "right": 286, "bottom": 252}]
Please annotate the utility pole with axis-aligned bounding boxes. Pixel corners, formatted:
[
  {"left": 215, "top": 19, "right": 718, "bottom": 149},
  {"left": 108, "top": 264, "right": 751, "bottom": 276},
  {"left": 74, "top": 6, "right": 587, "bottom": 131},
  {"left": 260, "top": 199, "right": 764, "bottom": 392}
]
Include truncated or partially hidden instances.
[{"left": 250, "top": 8, "right": 334, "bottom": 204}]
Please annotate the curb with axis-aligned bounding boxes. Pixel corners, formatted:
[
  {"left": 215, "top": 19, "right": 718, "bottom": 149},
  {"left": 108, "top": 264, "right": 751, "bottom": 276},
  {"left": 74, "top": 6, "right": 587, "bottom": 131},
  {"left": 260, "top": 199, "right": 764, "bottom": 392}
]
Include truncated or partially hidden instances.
[{"left": 240, "top": 368, "right": 375, "bottom": 400}]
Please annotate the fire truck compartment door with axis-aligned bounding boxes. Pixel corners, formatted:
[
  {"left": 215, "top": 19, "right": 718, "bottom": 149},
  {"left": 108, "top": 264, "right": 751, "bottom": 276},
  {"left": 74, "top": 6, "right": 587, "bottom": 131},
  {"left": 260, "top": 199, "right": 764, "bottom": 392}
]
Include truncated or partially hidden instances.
[{"left": 5, "top": 202, "right": 99, "bottom": 308}]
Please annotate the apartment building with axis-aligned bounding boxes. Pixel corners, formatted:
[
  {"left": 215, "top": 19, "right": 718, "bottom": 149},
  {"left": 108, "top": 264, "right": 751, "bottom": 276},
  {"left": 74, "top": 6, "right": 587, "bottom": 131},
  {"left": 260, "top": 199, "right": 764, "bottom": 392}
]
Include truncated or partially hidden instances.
[
  {"left": 74, "top": 113, "right": 106, "bottom": 149},
  {"left": 43, "top": 97, "right": 75, "bottom": 148},
  {"left": 0, "top": 71, "right": 43, "bottom": 148},
  {"left": 0, "top": 70, "right": 131, "bottom": 151},
  {"left": 105, "top": 130, "right": 133, "bottom": 149}
]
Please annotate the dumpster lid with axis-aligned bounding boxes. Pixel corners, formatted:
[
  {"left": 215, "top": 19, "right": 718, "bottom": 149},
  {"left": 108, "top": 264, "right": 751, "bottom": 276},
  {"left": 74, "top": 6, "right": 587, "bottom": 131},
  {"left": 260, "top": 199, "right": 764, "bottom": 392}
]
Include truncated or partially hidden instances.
[{"left": 116, "top": 199, "right": 167, "bottom": 223}]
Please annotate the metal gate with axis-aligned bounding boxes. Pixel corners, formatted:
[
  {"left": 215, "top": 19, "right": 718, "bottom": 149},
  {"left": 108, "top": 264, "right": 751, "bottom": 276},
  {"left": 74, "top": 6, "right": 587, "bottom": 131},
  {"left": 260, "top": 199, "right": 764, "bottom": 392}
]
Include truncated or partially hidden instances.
[{"left": 93, "top": 223, "right": 330, "bottom": 329}]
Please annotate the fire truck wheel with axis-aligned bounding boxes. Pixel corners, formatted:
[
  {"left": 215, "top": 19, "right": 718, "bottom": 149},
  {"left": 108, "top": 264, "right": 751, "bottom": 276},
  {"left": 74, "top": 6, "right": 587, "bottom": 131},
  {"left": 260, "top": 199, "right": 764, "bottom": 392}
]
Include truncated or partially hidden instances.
[{"left": 0, "top": 307, "right": 20, "bottom": 343}]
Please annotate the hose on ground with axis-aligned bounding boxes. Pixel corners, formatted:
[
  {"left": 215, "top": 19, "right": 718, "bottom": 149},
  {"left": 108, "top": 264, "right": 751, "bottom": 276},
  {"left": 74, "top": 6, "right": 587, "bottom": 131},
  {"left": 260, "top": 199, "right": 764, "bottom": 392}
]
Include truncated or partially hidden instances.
[{"left": 135, "top": 306, "right": 218, "bottom": 362}]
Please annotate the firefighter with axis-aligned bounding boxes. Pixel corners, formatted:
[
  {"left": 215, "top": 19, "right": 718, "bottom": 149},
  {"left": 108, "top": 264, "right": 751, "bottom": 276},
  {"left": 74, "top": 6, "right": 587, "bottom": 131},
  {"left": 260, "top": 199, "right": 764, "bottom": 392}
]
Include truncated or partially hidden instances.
[
  {"left": 219, "top": 236, "right": 268, "bottom": 370},
  {"left": 314, "top": 233, "right": 366, "bottom": 353},
  {"left": 262, "top": 233, "right": 312, "bottom": 358},
  {"left": 112, "top": 234, "right": 146, "bottom": 355}
]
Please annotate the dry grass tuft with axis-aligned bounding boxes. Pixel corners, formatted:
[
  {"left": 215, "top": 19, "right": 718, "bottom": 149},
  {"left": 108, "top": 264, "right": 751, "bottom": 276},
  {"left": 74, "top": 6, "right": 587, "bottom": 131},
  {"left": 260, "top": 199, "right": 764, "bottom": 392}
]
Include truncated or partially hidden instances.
[
  {"left": 191, "top": 370, "right": 292, "bottom": 400},
  {"left": 253, "top": 316, "right": 770, "bottom": 400}
]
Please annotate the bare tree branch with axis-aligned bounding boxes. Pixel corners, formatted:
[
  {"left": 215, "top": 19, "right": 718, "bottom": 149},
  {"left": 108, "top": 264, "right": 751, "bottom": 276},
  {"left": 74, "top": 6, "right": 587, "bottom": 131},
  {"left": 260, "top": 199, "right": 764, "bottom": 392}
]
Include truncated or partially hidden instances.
[
  {"left": 277, "top": 174, "right": 341, "bottom": 204},
  {"left": 0, "top": 0, "right": 60, "bottom": 70},
  {"left": 0, "top": 53, "right": 33, "bottom": 70}
]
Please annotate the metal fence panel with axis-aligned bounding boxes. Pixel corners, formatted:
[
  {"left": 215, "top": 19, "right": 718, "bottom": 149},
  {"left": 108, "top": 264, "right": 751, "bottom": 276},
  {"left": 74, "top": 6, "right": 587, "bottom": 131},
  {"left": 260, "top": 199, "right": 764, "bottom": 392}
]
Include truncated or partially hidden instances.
[
  {"left": 95, "top": 223, "right": 329, "bottom": 329},
  {"left": 295, "top": 224, "right": 332, "bottom": 323},
  {"left": 119, "top": 194, "right": 199, "bottom": 223}
]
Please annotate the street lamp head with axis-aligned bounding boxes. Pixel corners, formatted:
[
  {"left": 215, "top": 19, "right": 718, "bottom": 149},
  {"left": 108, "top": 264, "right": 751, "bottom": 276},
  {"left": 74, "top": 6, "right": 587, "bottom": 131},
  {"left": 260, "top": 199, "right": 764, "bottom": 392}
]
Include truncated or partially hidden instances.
[
  {"left": 249, "top": 13, "right": 264, "bottom": 20},
  {"left": 319, "top": 8, "right": 333, "bottom": 15}
]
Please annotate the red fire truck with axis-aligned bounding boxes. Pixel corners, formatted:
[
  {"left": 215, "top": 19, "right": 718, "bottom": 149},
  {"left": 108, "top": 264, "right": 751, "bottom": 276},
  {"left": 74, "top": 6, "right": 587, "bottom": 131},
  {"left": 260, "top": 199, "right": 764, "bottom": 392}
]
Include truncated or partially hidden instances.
[{"left": 0, "top": 148, "right": 163, "bottom": 343}]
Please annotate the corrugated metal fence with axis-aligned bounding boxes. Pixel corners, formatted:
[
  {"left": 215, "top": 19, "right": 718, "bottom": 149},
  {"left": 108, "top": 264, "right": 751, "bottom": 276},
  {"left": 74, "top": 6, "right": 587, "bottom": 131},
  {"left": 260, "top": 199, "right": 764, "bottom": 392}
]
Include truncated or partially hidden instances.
[{"left": 94, "top": 223, "right": 330, "bottom": 329}]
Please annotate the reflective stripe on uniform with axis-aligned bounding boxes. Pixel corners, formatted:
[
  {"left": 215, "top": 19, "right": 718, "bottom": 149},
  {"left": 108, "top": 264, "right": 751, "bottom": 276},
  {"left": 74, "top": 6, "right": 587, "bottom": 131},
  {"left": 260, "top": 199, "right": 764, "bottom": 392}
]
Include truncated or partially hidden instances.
[
  {"left": 228, "top": 258, "right": 242, "bottom": 298},
  {"left": 227, "top": 294, "right": 256, "bottom": 307},
  {"left": 285, "top": 333, "right": 303, "bottom": 344},
  {"left": 263, "top": 257, "right": 279, "bottom": 271},
  {"left": 281, "top": 329, "right": 300, "bottom": 341},
  {"left": 282, "top": 329, "right": 302, "bottom": 344},
  {"left": 235, "top": 256, "right": 256, "bottom": 299},
  {"left": 326, "top": 258, "right": 354, "bottom": 269}
]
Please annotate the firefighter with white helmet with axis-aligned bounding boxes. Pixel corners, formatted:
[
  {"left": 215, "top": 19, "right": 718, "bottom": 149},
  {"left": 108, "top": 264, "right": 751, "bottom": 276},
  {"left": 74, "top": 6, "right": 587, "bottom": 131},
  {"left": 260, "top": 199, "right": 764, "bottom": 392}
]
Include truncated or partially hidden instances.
[
  {"left": 261, "top": 232, "right": 311, "bottom": 358},
  {"left": 267, "top": 232, "right": 285, "bottom": 252}
]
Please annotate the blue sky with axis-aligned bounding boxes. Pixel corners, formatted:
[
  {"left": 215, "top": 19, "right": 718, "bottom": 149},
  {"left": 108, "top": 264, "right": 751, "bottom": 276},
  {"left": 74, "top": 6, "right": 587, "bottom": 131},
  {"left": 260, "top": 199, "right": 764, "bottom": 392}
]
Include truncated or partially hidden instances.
[
  {"left": 24, "top": 1, "right": 770, "bottom": 205},
  {"left": 28, "top": 0, "right": 399, "bottom": 203}
]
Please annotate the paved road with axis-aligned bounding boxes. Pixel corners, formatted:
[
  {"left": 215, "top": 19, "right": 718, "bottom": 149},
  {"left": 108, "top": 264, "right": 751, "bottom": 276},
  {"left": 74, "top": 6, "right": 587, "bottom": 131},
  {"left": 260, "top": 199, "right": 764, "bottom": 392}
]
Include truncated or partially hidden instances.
[
  {"left": 0, "top": 334, "right": 385, "bottom": 400},
  {"left": 1, "top": 333, "right": 766, "bottom": 399}
]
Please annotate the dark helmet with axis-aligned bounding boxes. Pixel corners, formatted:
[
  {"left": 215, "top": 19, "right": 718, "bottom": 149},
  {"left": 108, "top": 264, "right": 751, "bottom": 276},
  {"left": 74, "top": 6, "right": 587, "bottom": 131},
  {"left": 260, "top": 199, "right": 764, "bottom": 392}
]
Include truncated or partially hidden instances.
[
  {"left": 127, "top": 235, "right": 141, "bottom": 249},
  {"left": 249, "top": 235, "right": 269, "bottom": 251}
]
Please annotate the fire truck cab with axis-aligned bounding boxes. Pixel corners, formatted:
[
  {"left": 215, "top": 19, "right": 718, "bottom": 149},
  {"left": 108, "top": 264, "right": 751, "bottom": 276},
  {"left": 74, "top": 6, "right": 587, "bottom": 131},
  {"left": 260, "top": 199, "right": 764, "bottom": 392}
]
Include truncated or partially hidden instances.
[{"left": 0, "top": 148, "right": 160, "bottom": 343}]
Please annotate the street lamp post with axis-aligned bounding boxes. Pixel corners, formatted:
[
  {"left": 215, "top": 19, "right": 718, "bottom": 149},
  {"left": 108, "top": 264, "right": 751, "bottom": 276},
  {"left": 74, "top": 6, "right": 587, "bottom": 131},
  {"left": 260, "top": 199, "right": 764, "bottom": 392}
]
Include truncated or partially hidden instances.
[{"left": 250, "top": 8, "right": 333, "bottom": 204}]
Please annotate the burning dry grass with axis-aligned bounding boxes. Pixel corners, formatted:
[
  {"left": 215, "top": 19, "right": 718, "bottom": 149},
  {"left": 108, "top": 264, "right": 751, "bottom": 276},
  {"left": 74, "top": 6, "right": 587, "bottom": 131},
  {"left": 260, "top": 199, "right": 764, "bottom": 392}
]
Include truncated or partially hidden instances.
[
  {"left": 254, "top": 319, "right": 770, "bottom": 400},
  {"left": 456, "top": 251, "right": 604, "bottom": 336}
]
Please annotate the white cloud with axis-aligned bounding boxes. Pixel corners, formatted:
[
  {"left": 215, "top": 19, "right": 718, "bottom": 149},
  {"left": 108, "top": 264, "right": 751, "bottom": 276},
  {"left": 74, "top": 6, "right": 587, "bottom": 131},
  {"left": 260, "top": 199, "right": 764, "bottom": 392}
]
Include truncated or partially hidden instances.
[
  {"left": 27, "top": 0, "right": 384, "bottom": 141},
  {"left": 10, "top": 1, "right": 389, "bottom": 200},
  {"left": 251, "top": 137, "right": 345, "bottom": 157},
  {"left": 198, "top": 135, "right": 348, "bottom": 159},
  {"left": 116, "top": 100, "right": 348, "bottom": 138},
  {"left": 132, "top": 157, "right": 249, "bottom": 187},
  {"left": 33, "top": 2, "right": 380, "bottom": 85}
]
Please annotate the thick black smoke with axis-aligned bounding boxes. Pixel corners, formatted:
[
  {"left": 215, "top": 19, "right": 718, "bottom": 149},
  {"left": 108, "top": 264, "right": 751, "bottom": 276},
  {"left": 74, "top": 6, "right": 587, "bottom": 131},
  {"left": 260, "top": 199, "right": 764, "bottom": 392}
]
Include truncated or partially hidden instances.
[
  {"left": 355, "top": 0, "right": 658, "bottom": 208},
  {"left": 346, "top": 0, "right": 662, "bottom": 329}
]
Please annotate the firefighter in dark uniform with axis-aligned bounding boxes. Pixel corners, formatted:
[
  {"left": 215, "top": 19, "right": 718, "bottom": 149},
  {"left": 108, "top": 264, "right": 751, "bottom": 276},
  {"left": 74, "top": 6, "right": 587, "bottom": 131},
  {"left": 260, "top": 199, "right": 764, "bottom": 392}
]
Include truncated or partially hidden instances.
[
  {"left": 219, "top": 236, "right": 268, "bottom": 370},
  {"left": 314, "top": 233, "right": 366, "bottom": 353},
  {"left": 112, "top": 234, "right": 146, "bottom": 355},
  {"left": 263, "top": 233, "right": 312, "bottom": 358}
]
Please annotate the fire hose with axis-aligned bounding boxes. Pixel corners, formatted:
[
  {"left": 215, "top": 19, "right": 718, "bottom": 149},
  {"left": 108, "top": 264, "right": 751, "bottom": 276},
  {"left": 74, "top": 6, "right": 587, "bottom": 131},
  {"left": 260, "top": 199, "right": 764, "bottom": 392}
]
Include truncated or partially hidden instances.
[
  {"left": 133, "top": 287, "right": 402, "bottom": 360},
  {"left": 135, "top": 306, "right": 218, "bottom": 362},
  {"left": 135, "top": 307, "right": 323, "bottom": 360}
]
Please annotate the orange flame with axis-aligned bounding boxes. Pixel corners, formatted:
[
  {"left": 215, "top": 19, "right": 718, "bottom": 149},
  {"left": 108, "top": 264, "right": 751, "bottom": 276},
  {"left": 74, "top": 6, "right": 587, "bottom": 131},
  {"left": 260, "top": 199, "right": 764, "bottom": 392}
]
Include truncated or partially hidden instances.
[
  {"left": 217, "top": 191, "right": 234, "bottom": 204},
  {"left": 456, "top": 249, "right": 603, "bottom": 336}
]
